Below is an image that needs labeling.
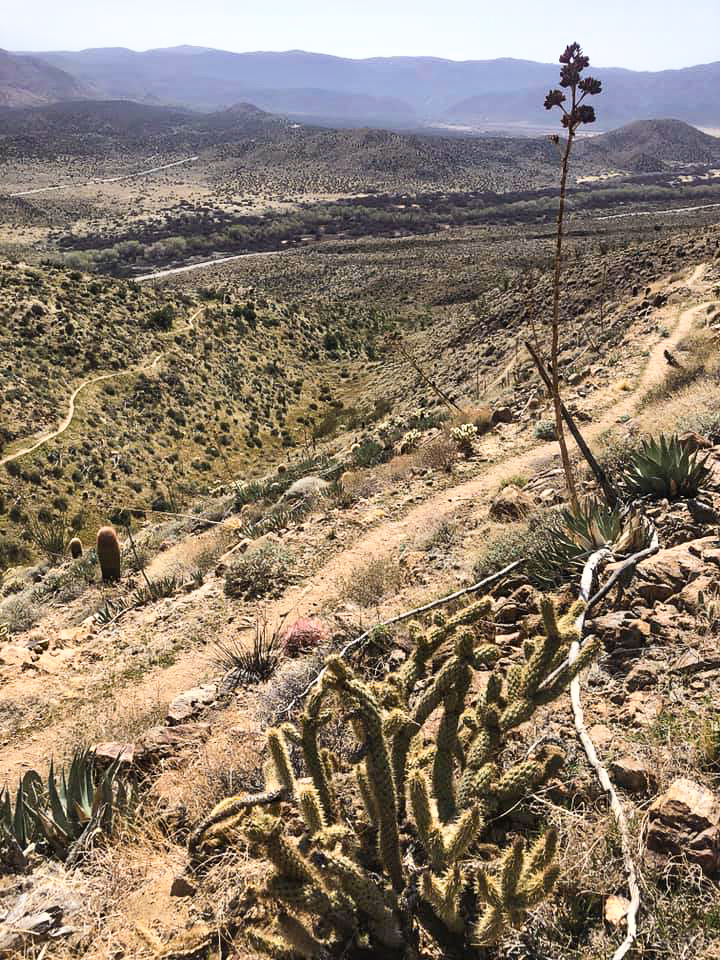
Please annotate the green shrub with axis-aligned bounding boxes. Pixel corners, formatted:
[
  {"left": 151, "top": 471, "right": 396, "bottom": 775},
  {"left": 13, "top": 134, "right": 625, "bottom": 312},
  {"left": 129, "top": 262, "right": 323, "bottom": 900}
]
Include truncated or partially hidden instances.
[{"left": 224, "top": 543, "right": 295, "bottom": 601}]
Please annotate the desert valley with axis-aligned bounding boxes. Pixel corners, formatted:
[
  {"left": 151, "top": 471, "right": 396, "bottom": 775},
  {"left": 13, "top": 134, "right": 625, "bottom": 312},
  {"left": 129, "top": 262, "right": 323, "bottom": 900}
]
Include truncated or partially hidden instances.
[{"left": 1, "top": 25, "right": 720, "bottom": 960}]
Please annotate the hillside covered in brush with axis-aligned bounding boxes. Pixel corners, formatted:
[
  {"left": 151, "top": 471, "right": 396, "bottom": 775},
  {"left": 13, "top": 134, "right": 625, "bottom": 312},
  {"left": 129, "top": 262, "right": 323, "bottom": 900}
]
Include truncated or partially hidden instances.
[{"left": 0, "top": 259, "right": 400, "bottom": 566}]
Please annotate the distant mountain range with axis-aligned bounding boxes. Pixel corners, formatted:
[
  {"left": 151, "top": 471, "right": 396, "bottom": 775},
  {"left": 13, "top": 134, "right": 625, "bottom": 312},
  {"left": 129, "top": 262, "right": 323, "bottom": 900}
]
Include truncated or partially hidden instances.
[{"left": 5, "top": 45, "right": 720, "bottom": 132}]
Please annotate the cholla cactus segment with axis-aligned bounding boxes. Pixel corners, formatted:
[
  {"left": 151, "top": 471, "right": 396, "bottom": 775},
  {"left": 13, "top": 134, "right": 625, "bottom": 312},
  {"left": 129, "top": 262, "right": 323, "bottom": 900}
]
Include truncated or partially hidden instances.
[
  {"left": 474, "top": 831, "right": 560, "bottom": 946},
  {"left": 450, "top": 423, "right": 479, "bottom": 457},
  {"left": 191, "top": 594, "right": 591, "bottom": 956},
  {"left": 398, "top": 428, "right": 422, "bottom": 454}
]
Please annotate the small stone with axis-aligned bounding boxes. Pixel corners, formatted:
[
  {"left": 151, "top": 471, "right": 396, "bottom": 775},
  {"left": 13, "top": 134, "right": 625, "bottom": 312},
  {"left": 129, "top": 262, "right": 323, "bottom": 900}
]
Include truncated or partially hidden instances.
[
  {"left": 170, "top": 875, "right": 196, "bottom": 897},
  {"left": 609, "top": 757, "right": 657, "bottom": 794},
  {"left": 604, "top": 894, "right": 631, "bottom": 927}
]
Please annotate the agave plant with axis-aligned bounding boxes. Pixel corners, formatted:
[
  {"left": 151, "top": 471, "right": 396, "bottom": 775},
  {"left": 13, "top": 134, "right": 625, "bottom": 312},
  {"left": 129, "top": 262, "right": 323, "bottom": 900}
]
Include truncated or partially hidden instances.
[
  {"left": 622, "top": 434, "right": 712, "bottom": 500},
  {"left": 0, "top": 749, "right": 128, "bottom": 861},
  {"left": 528, "top": 499, "right": 623, "bottom": 587}
]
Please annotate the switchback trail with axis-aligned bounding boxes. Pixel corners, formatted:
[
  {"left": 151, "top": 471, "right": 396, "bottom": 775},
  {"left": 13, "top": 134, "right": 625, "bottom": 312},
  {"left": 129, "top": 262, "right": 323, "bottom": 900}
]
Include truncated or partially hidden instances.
[{"left": 0, "top": 306, "right": 204, "bottom": 468}]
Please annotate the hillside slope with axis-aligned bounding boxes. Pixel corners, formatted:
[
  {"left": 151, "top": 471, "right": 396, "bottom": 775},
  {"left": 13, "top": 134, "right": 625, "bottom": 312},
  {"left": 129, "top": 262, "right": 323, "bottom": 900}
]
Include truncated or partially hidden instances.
[{"left": 0, "top": 48, "right": 90, "bottom": 107}]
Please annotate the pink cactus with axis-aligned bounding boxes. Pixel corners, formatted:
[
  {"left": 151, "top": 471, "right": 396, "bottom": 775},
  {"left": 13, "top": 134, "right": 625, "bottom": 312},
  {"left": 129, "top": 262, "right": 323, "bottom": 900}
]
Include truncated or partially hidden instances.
[{"left": 282, "top": 618, "right": 331, "bottom": 658}]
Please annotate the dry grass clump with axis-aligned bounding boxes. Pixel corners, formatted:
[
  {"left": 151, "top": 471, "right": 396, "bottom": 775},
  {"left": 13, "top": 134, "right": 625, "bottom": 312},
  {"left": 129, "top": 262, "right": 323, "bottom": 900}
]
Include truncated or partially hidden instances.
[
  {"left": 415, "top": 434, "right": 456, "bottom": 472},
  {"left": 335, "top": 553, "right": 404, "bottom": 607}
]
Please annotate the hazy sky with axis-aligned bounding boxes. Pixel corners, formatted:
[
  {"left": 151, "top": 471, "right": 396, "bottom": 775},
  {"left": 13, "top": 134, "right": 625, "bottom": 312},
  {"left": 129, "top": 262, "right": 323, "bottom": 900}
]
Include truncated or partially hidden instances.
[{"left": 8, "top": 0, "right": 719, "bottom": 71}]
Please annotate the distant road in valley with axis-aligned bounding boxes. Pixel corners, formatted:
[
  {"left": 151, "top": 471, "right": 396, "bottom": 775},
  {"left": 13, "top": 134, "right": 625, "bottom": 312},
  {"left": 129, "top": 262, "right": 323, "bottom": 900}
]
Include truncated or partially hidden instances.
[{"left": 8, "top": 156, "right": 199, "bottom": 198}]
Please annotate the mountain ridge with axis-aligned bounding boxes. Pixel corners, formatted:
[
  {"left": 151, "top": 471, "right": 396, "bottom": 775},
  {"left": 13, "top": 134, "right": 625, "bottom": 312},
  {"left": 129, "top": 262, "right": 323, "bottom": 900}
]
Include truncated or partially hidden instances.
[{"left": 11, "top": 46, "right": 720, "bottom": 129}]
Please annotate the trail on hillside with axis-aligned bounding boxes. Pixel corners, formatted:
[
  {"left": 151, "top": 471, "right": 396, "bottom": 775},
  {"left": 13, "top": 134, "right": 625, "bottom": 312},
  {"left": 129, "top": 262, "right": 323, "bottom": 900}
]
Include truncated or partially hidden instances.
[
  {"left": 8, "top": 156, "right": 200, "bottom": 198},
  {"left": 0, "top": 266, "right": 708, "bottom": 782},
  {"left": 0, "top": 307, "right": 204, "bottom": 468}
]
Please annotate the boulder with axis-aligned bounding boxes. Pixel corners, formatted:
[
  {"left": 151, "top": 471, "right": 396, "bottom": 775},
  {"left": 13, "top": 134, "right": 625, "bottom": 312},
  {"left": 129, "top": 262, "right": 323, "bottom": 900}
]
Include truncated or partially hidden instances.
[
  {"left": 588, "top": 611, "right": 651, "bottom": 652},
  {"left": 646, "top": 778, "right": 720, "bottom": 876},
  {"left": 489, "top": 484, "right": 533, "bottom": 522},
  {"left": 677, "top": 431, "right": 712, "bottom": 453},
  {"left": 166, "top": 684, "right": 218, "bottom": 724},
  {"left": 491, "top": 406, "right": 514, "bottom": 425},
  {"left": 633, "top": 539, "right": 712, "bottom": 604}
]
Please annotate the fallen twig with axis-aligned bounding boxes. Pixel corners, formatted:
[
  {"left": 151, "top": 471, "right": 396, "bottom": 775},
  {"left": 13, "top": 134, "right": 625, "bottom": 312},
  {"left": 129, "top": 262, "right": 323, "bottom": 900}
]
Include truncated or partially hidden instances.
[
  {"left": 569, "top": 539, "right": 657, "bottom": 960},
  {"left": 278, "top": 559, "right": 524, "bottom": 716}
]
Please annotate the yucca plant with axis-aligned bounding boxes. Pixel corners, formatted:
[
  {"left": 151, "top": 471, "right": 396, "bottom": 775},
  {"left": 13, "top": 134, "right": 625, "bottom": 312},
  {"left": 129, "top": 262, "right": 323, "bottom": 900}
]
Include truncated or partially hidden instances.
[
  {"left": 621, "top": 434, "right": 712, "bottom": 500},
  {"left": 0, "top": 748, "right": 128, "bottom": 861},
  {"left": 213, "top": 617, "right": 282, "bottom": 689}
]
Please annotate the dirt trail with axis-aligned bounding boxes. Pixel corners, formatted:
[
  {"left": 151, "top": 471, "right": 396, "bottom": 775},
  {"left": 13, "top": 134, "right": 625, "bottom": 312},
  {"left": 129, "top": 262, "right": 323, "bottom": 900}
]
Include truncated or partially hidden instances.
[
  {"left": 0, "top": 307, "right": 204, "bottom": 468},
  {"left": 9, "top": 156, "right": 199, "bottom": 199},
  {"left": 0, "top": 267, "right": 709, "bottom": 782}
]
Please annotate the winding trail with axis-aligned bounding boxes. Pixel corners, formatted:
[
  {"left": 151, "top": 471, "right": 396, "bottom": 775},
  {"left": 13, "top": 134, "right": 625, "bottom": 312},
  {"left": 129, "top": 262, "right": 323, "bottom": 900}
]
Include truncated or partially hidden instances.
[
  {"left": 0, "top": 266, "right": 709, "bottom": 784},
  {"left": 8, "top": 156, "right": 199, "bottom": 199},
  {"left": 1, "top": 306, "right": 204, "bottom": 468}
]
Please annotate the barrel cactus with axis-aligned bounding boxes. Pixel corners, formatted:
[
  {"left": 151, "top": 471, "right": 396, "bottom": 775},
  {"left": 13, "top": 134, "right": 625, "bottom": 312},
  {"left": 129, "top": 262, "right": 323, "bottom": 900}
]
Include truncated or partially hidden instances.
[
  {"left": 68, "top": 537, "right": 83, "bottom": 560},
  {"left": 96, "top": 526, "right": 121, "bottom": 582}
]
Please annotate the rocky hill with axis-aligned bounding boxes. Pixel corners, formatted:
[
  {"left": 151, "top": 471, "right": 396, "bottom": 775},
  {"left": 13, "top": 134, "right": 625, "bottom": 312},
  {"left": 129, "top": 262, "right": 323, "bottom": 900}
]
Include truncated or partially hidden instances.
[{"left": 0, "top": 48, "right": 90, "bottom": 107}]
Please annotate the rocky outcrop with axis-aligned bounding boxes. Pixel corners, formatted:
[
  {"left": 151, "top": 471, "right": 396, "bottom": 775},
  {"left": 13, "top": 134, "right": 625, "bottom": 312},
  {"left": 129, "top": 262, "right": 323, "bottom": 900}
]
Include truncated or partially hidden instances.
[{"left": 646, "top": 778, "right": 720, "bottom": 876}]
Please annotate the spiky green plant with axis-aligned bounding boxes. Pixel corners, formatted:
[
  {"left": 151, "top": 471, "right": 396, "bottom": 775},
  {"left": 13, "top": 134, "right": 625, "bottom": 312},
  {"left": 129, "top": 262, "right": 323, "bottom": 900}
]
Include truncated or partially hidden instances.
[
  {"left": 190, "top": 596, "right": 597, "bottom": 958},
  {"left": 0, "top": 748, "right": 129, "bottom": 861},
  {"left": 527, "top": 498, "right": 623, "bottom": 587},
  {"left": 621, "top": 434, "right": 712, "bottom": 500}
]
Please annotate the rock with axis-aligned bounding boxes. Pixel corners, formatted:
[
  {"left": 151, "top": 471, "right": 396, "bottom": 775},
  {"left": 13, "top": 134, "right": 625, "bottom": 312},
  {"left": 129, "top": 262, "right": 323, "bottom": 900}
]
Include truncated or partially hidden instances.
[
  {"left": 676, "top": 574, "right": 719, "bottom": 614},
  {"left": 0, "top": 644, "right": 34, "bottom": 668},
  {"left": 281, "top": 476, "right": 330, "bottom": 501},
  {"left": 36, "top": 648, "right": 79, "bottom": 674},
  {"left": 625, "top": 661, "right": 662, "bottom": 691},
  {"left": 588, "top": 724, "right": 614, "bottom": 749},
  {"left": 633, "top": 540, "right": 711, "bottom": 604},
  {"left": 494, "top": 601, "right": 521, "bottom": 625},
  {"left": 489, "top": 484, "right": 533, "bottom": 521},
  {"left": 678, "top": 432, "right": 712, "bottom": 453},
  {"left": 609, "top": 757, "right": 657, "bottom": 794},
  {"left": 94, "top": 742, "right": 135, "bottom": 765},
  {"left": 170, "top": 874, "right": 196, "bottom": 897},
  {"left": 625, "top": 691, "right": 663, "bottom": 726},
  {"left": 137, "top": 723, "right": 211, "bottom": 759},
  {"left": 604, "top": 894, "right": 631, "bottom": 927},
  {"left": 166, "top": 684, "right": 218, "bottom": 725},
  {"left": 588, "top": 611, "right": 651, "bottom": 652},
  {"left": 646, "top": 778, "right": 720, "bottom": 876},
  {"left": 491, "top": 406, "right": 514, "bottom": 425}
]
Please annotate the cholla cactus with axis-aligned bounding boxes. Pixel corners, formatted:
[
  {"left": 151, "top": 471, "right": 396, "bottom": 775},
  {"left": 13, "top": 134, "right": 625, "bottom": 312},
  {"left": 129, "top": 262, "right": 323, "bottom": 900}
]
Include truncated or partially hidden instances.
[
  {"left": 450, "top": 423, "right": 479, "bottom": 458},
  {"left": 190, "top": 595, "right": 597, "bottom": 958},
  {"left": 398, "top": 429, "right": 422, "bottom": 454}
]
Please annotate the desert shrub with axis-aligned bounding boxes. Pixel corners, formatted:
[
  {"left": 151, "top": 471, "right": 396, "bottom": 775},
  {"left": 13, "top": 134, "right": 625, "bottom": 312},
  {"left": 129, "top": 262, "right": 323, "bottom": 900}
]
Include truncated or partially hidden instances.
[
  {"left": 351, "top": 439, "right": 388, "bottom": 469},
  {"left": 475, "top": 500, "right": 646, "bottom": 588},
  {"left": 224, "top": 542, "right": 294, "bottom": 601},
  {"left": 0, "top": 535, "right": 31, "bottom": 571},
  {"left": 416, "top": 435, "right": 456, "bottom": 472},
  {"left": 0, "top": 748, "right": 130, "bottom": 861},
  {"left": 0, "top": 589, "right": 42, "bottom": 634},
  {"left": 213, "top": 620, "right": 282, "bottom": 689},
  {"left": 336, "top": 554, "right": 403, "bottom": 607},
  {"left": 189, "top": 596, "right": 597, "bottom": 956},
  {"left": 25, "top": 511, "right": 70, "bottom": 561},
  {"left": 534, "top": 420, "right": 558, "bottom": 441}
]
